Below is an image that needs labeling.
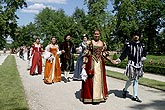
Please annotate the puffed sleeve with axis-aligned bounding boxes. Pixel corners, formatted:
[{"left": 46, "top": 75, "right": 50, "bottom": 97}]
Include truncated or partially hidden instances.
[
  {"left": 102, "top": 42, "right": 113, "bottom": 62},
  {"left": 56, "top": 45, "right": 62, "bottom": 55},
  {"left": 44, "top": 45, "right": 51, "bottom": 59},
  {"left": 82, "top": 40, "right": 92, "bottom": 64}
]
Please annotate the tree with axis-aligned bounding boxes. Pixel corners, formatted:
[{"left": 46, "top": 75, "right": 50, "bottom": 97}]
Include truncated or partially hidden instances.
[
  {"left": 0, "top": 0, "right": 27, "bottom": 49},
  {"left": 35, "top": 8, "right": 76, "bottom": 47},
  {"left": 71, "top": 7, "right": 88, "bottom": 46},
  {"left": 10, "top": 22, "right": 36, "bottom": 49},
  {"left": 84, "top": 0, "right": 109, "bottom": 36},
  {"left": 111, "top": 0, "right": 165, "bottom": 53}
]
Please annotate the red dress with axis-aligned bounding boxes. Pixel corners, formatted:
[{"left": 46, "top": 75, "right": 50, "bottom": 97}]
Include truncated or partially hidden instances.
[
  {"left": 30, "top": 44, "right": 42, "bottom": 75},
  {"left": 81, "top": 41, "right": 108, "bottom": 103}
]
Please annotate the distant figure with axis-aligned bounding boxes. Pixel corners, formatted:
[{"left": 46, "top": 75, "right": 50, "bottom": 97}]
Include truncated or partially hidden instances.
[
  {"left": 23, "top": 46, "right": 28, "bottom": 61},
  {"left": 3, "top": 47, "right": 6, "bottom": 54}
]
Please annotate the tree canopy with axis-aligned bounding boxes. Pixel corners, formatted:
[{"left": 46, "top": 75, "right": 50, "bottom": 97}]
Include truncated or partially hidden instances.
[
  {"left": 2, "top": 0, "right": 165, "bottom": 54},
  {"left": 0, "top": 0, "right": 27, "bottom": 49}
]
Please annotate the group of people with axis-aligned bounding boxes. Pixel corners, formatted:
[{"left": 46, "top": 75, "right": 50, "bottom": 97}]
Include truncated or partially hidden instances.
[
  {"left": 17, "top": 46, "right": 31, "bottom": 61},
  {"left": 24, "top": 29, "right": 146, "bottom": 104}
]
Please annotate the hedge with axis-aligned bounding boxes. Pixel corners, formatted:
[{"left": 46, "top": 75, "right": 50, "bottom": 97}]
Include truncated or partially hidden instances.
[{"left": 105, "top": 60, "right": 165, "bottom": 75}]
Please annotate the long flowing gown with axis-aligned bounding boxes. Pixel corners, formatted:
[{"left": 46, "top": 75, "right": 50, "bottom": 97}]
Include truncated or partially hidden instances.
[
  {"left": 81, "top": 41, "right": 108, "bottom": 103},
  {"left": 73, "top": 42, "right": 87, "bottom": 80},
  {"left": 44, "top": 45, "right": 62, "bottom": 83},
  {"left": 30, "top": 44, "right": 42, "bottom": 75}
]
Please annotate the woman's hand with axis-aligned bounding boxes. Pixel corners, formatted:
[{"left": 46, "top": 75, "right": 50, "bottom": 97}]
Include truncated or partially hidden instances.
[
  {"left": 61, "top": 50, "right": 65, "bottom": 53},
  {"left": 82, "top": 64, "right": 86, "bottom": 68}
]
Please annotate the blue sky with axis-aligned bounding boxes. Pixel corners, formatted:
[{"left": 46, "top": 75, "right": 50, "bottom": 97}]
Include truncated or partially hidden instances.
[{"left": 16, "top": 0, "right": 113, "bottom": 26}]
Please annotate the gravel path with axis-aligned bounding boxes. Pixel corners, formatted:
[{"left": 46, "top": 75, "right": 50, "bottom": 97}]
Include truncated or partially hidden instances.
[
  {"left": 0, "top": 51, "right": 9, "bottom": 65},
  {"left": 14, "top": 55, "right": 165, "bottom": 110}
]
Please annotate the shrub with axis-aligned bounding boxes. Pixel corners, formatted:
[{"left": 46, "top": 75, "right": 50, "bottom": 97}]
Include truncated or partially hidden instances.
[{"left": 113, "top": 53, "right": 118, "bottom": 60}]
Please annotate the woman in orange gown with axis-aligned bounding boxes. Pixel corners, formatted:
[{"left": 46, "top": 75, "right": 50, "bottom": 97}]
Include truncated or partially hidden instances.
[
  {"left": 30, "top": 38, "right": 43, "bottom": 75},
  {"left": 44, "top": 37, "right": 65, "bottom": 84}
]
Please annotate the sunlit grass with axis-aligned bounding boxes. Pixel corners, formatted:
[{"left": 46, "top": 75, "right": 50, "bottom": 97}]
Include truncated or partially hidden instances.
[
  {"left": 107, "top": 70, "right": 165, "bottom": 91},
  {"left": 0, "top": 55, "right": 28, "bottom": 110}
]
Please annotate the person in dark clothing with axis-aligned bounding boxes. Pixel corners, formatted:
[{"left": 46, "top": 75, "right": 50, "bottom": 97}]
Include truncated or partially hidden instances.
[
  {"left": 60, "top": 34, "right": 75, "bottom": 83},
  {"left": 113, "top": 31, "right": 147, "bottom": 103}
]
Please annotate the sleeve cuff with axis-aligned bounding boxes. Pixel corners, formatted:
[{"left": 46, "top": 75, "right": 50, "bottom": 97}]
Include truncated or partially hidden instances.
[
  {"left": 141, "top": 57, "right": 146, "bottom": 61},
  {"left": 116, "top": 58, "right": 121, "bottom": 63}
]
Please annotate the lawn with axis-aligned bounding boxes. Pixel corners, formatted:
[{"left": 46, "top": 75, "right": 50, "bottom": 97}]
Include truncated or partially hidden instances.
[
  {"left": 106, "top": 70, "right": 165, "bottom": 91},
  {"left": 0, "top": 55, "right": 28, "bottom": 110}
]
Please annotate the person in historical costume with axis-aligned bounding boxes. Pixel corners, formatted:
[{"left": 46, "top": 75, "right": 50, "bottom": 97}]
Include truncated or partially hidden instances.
[
  {"left": 23, "top": 46, "right": 28, "bottom": 61},
  {"left": 60, "top": 34, "right": 75, "bottom": 83},
  {"left": 44, "top": 37, "right": 65, "bottom": 84},
  {"left": 81, "top": 29, "right": 113, "bottom": 104},
  {"left": 73, "top": 34, "right": 88, "bottom": 81},
  {"left": 113, "top": 31, "right": 147, "bottom": 103},
  {"left": 30, "top": 37, "right": 43, "bottom": 75}
]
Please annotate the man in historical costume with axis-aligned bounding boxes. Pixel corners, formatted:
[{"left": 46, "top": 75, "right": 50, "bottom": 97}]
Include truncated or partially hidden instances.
[
  {"left": 114, "top": 31, "right": 147, "bottom": 103},
  {"left": 81, "top": 29, "right": 113, "bottom": 104},
  {"left": 60, "top": 34, "right": 75, "bottom": 83}
]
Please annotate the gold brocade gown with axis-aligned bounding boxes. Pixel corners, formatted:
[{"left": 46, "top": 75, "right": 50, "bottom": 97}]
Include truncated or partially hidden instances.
[{"left": 44, "top": 47, "right": 62, "bottom": 84}]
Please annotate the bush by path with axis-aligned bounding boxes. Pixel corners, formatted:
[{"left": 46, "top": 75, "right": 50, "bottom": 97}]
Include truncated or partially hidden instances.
[{"left": 105, "top": 54, "right": 165, "bottom": 75}]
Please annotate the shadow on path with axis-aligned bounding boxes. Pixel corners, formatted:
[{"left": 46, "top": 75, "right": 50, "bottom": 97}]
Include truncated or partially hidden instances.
[
  {"left": 108, "top": 89, "right": 132, "bottom": 99},
  {"left": 75, "top": 89, "right": 81, "bottom": 101},
  {"left": 129, "top": 99, "right": 165, "bottom": 110}
]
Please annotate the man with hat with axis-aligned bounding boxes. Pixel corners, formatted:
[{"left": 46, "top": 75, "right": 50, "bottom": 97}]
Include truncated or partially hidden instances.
[{"left": 113, "top": 31, "right": 147, "bottom": 102}]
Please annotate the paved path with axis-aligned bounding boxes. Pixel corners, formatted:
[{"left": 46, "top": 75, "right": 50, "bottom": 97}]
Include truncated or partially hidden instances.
[
  {"left": 15, "top": 55, "right": 165, "bottom": 110},
  {"left": 0, "top": 51, "right": 9, "bottom": 65}
]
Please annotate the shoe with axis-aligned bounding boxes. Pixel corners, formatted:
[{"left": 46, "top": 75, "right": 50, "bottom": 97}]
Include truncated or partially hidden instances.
[
  {"left": 64, "top": 78, "right": 67, "bottom": 83},
  {"left": 67, "top": 78, "right": 70, "bottom": 82},
  {"left": 131, "top": 96, "right": 142, "bottom": 103},
  {"left": 122, "top": 88, "right": 127, "bottom": 98}
]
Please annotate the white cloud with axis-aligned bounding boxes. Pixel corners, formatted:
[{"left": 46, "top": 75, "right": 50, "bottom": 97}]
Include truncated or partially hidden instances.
[
  {"left": 21, "top": 3, "right": 56, "bottom": 14},
  {"left": 26, "top": 0, "right": 67, "bottom": 4},
  {"left": 21, "top": 9, "right": 40, "bottom": 14}
]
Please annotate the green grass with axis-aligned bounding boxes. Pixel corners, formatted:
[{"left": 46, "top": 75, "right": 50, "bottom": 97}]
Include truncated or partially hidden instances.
[
  {"left": 0, "top": 55, "right": 29, "bottom": 110},
  {"left": 106, "top": 70, "right": 165, "bottom": 91}
]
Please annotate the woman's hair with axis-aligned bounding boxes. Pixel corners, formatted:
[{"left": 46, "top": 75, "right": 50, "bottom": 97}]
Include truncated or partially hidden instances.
[
  {"left": 94, "top": 28, "right": 101, "bottom": 33},
  {"left": 50, "top": 36, "right": 57, "bottom": 44}
]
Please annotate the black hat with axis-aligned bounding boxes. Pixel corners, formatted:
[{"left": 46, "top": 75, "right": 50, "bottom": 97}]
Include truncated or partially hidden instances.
[{"left": 131, "top": 31, "right": 141, "bottom": 38}]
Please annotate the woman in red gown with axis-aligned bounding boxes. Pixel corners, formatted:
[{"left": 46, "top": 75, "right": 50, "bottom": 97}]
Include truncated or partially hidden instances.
[
  {"left": 81, "top": 29, "right": 113, "bottom": 104},
  {"left": 30, "top": 38, "right": 43, "bottom": 75}
]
